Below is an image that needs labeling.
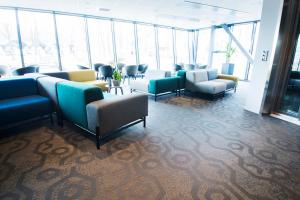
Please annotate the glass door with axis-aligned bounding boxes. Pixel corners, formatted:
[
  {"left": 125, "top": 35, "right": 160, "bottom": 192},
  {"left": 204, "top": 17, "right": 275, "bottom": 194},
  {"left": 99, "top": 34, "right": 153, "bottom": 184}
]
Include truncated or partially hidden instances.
[{"left": 279, "top": 33, "right": 300, "bottom": 119}]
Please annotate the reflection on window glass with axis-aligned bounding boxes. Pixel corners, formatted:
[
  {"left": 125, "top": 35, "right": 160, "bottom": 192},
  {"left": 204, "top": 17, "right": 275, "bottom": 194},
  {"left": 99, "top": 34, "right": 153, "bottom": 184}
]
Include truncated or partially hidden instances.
[
  {"left": 231, "top": 23, "right": 253, "bottom": 79},
  {"left": 0, "top": 10, "right": 21, "bottom": 70},
  {"left": 214, "top": 28, "right": 229, "bottom": 51},
  {"left": 196, "top": 29, "right": 211, "bottom": 65},
  {"left": 137, "top": 24, "right": 157, "bottom": 69},
  {"left": 212, "top": 28, "right": 229, "bottom": 72},
  {"left": 292, "top": 34, "right": 300, "bottom": 71},
  {"left": 56, "top": 15, "right": 89, "bottom": 70},
  {"left": 176, "top": 30, "right": 189, "bottom": 65},
  {"left": 158, "top": 28, "right": 174, "bottom": 70},
  {"left": 19, "top": 11, "right": 58, "bottom": 72},
  {"left": 212, "top": 53, "right": 226, "bottom": 72},
  {"left": 88, "top": 19, "right": 114, "bottom": 65},
  {"left": 114, "top": 22, "right": 136, "bottom": 65},
  {"left": 252, "top": 22, "right": 260, "bottom": 57}
]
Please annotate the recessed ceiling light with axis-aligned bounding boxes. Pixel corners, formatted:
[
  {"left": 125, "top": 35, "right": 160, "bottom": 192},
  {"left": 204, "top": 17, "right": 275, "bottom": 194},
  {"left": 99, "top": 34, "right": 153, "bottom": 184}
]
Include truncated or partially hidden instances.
[{"left": 98, "top": 8, "right": 110, "bottom": 12}]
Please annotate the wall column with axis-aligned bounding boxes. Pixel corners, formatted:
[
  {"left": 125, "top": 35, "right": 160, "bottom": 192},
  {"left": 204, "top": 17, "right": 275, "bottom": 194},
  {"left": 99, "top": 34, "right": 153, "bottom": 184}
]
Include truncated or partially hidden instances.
[{"left": 244, "top": 0, "right": 284, "bottom": 114}]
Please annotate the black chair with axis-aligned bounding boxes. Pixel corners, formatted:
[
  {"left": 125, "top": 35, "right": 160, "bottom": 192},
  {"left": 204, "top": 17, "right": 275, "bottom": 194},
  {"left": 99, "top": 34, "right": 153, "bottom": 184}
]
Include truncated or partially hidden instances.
[
  {"left": 185, "top": 64, "right": 195, "bottom": 71},
  {"left": 99, "top": 65, "right": 113, "bottom": 81},
  {"left": 94, "top": 63, "right": 105, "bottom": 79},
  {"left": 77, "top": 65, "right": 90, "bottom": 70},
  {"left": 116, "top": 63, "right": 125, "bottom": 73},
  {"left": 173, "top": 64, "right": 183, "bottom": 72},
  {"left": 137, "top": 64, "right": 148, "bottom": 78},
  {"left": 123, "top": 65, "right": 138, "bottom": 84},
  {"left": 11, "top": 65, "right": 39, "bottom": 76}
]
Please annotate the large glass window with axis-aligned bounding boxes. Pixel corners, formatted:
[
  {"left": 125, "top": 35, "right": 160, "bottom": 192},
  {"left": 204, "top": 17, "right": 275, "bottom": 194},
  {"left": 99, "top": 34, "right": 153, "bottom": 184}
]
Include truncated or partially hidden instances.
[
  {"left": 175, "top": 30, "right": 189, "bottom": 65},
  {"left": 231, "top": 23, "right": 253, "bottom": 79},
  {"left": 212, "top": 28, "right": 229, "bottom": 72},
  {"left": 56, "top": 15, "right": 89, "bottom": 70},
  {"left": 114, "top": 21, "right": 136, "bottom": 65},
  {"left": 248, "top": 22, "right": 260, "bottom": 80},
  {"left": 88, "top": 19, "right": 114, "bottom": 65},
  {"left": 196, "top": 29, "right": 211, "bottom": 65},
  {"left": 158, "top": 28, "right": 174, "bottom": 70},
  {"left": 137, "top": 24, "right": 157, "bottom": 69},
  {"left": 19, "top": 11, "right": 58, "bottom": 72},
  {"left": 0, "top": 10, "right": 21, "bottom": 70}
]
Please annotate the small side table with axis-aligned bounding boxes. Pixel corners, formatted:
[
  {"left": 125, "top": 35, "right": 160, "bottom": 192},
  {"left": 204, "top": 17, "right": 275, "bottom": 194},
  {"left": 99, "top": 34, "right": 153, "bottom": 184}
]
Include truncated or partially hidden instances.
[{"left": 108, "top": 86, "right": 124, "bottom": 95}]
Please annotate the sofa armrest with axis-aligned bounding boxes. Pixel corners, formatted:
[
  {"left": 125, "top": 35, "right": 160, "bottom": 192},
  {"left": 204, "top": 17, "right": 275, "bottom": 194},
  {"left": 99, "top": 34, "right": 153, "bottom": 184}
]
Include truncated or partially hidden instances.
[
  {"left": 148, "top": 77, "right": 180, "bottom": 94},
  {"left": 86, "top": 94, "right": 148, "bottom": 134},
  {"left": 217, "top": 74, "right": 239, "bottom": 84}
]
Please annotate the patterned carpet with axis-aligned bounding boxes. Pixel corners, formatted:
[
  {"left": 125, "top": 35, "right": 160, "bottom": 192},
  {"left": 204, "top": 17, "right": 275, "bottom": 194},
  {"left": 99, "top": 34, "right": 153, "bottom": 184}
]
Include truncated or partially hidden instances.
[{"left": 0, "top": 86, "right": 300, "bottom": 200}]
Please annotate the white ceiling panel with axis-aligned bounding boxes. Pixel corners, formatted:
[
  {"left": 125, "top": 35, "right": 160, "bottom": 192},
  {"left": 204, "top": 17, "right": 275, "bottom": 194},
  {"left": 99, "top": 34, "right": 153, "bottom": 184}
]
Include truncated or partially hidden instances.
[{"left": 0, "top": 0, "right": 263, "bottom": 29}]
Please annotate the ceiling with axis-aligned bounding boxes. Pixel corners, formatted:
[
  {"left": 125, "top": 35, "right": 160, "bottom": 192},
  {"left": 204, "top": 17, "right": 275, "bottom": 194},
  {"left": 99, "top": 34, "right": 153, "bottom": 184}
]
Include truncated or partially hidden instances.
[{"left": 0, "top": 0, "right": 263, "bottom": 29}]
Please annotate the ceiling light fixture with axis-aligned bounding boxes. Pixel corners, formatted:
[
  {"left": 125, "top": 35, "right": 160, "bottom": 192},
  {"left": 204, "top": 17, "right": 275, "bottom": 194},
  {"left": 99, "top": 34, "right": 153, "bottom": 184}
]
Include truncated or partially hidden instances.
[
  {"left": 184, "top": 0, "right": 248, "bottom": 13},
  {"left": 98, "top": 8, "right": 110, "bottom": 12}
]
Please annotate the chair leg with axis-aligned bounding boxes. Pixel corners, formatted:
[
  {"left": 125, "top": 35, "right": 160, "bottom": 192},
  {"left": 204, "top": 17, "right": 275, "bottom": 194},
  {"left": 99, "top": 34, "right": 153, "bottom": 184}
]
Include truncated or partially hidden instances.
[
  {"left": 96, "top": 127, "right": 100, "bottom": 149},
  {"left": 143, "top": 117, "right": 146, "bottom": 128},
  {"left": 49, "top": 113, "right": 53, "bottom": 125},
  {"left": 154, "top": 95, "right": 157, "bottom": 101}
]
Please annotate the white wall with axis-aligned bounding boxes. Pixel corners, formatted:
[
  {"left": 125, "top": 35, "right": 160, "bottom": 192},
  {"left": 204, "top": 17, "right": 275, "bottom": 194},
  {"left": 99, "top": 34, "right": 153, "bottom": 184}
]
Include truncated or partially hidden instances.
[{"left": 244, "top": 0, "right": 284, "bottom": 114}]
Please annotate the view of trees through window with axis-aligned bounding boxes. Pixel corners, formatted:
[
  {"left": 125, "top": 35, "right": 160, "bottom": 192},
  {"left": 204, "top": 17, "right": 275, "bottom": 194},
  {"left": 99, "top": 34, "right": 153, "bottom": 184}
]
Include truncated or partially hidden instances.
[
  {"left": 0, "top": 8, "right": 259, "bottom": 80},
  {"left": 0, "top": 10, "right": 21, "bottom": 69}
]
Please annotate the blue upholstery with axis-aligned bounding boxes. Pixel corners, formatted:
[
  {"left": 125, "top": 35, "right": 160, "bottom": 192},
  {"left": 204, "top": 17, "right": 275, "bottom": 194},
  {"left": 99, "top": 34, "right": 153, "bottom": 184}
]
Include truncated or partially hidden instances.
[
  {"left": 0, "top": 96, "right": 52, "bottom": 126},
  {"left": 0, "top": 78, "right": 37, "bottom": 100},
  {"left": 207, "top": 69, "right": 218, "bottom": 80},
  {"left": 0, "top": 78, "right": 53, "bottom": 127}
]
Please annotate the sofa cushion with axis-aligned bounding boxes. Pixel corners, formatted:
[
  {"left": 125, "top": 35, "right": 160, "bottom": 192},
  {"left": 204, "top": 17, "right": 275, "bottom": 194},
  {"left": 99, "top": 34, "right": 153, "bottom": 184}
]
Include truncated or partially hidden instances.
[
  {"left": 194, "top": 81, "right": 226, "bottom": 94},
  {"left": 0, "top": 78, "right": 38, "bottom": 100},
  {"left": 44, "top": 72, "right": 70, "bottom": 80},
  {"left": 207, "top": 69, "right": 218, "bottom": 80},
  {"left": 37, "top": 76, "right": 67, "bottom": 108},
  {"left": 211, "top": 79, "right": 236, "bottom": 90},
  {"left": 186, "top": 70, "right": 208, "bottom": 83},
  {"left": 0, "top": 95, "right": 52, "bottom": 126},
  {"left": 83, "top": 80, "right": 108, "bottom": 92},
  {"left": 68, "top": 70, "right": 96, "bottom": 82},
  {"left": 148, "top": 77, "right": 180, "bottom": 94},
  {"left": 57, "top": 81, "right": 103, "bottom": 129},
  {"left": 130, "top": 80, "right": 149, "bottom": 92}
]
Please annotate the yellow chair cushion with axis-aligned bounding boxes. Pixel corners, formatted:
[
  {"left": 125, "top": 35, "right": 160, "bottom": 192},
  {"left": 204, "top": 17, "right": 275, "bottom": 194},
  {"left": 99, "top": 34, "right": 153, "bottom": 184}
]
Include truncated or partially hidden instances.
[
  {"left": 83, "top": 80, "right": 108, "bottom": 92},
  {"left": 217, "top": 74, "right": 239, "bottom": 83},
  {"left": 68, "top": 70, "right": 96, "bottom": 82}
]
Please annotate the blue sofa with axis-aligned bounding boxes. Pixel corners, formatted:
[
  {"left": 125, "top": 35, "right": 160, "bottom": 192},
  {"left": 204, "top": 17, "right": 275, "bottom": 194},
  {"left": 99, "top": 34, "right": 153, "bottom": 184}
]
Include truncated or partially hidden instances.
[{"left": 0, "top": 78, "right": 53, "bottom": 128}]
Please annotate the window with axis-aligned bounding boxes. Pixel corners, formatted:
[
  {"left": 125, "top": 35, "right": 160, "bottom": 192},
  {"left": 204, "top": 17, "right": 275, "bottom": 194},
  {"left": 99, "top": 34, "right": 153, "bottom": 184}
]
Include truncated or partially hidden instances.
[
  {"left": 137, "top": 24, "right": 157, "bottom": 69},
  {"left": 212, "top": 28, "right": 229, "bottom": 72},
  {"left": 231, "top": 23, "right": 253, "bottom": 79},
  {"left": 0, "top": 10, "right": 21, "bottom": 70},
  {"left": 196, "top": 29, "right": 211, "bottom": 65},
  {"left": 158, "top": 28, "right": 174, "bottom": 70},
  {"left": 88, "top": 19, "right": 114, "bottom": 65},
  {"left": 292, "top": 34, "right": 300, "bottom": 71},
  {"left": 19, "top": 11, "right": 58, "bottom": 72},
  {"left": 248, "top": 22, "right": 260, "bottom": 80},
  {"left": 114, "top": 22, "right": 136, "bottom": 65},
  {"left": 56, "top": 15, "right": 89, "bottom": 70},
  {"left": 175, "top": 30, "right": 189, "bottom": 64}
]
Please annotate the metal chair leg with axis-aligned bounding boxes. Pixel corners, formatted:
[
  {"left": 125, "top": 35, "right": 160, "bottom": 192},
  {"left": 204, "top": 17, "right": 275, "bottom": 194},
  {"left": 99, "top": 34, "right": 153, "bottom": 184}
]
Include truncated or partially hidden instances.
[
  {"left": 96, "top": 127, "right": 100, "bottom": 149},
  {"left": 143, "top": 117, "right": 146, "bottom": 128}
]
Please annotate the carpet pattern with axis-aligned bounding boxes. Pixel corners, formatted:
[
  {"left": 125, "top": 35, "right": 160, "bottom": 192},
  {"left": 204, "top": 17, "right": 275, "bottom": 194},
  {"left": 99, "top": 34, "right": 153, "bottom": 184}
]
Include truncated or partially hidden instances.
[{"left": 0, "top": 91, "right": 300, "bottom": 200}]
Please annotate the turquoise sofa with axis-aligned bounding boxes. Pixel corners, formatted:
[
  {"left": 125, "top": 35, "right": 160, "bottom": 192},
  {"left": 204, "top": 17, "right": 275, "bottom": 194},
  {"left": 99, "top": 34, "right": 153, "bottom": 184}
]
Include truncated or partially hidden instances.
[
  {"left": 56, "top": 81, "right": 148, "bottom": 149},
  {"left": 0, "top": 77, "right": 53, "bottom": 128},
  {"left": 129, "top": 70, "right": 183, "bottom": 101}
]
